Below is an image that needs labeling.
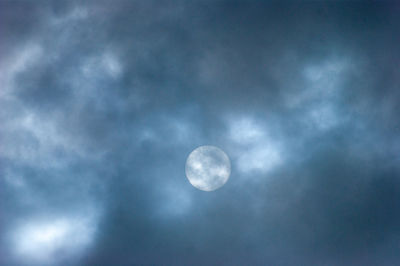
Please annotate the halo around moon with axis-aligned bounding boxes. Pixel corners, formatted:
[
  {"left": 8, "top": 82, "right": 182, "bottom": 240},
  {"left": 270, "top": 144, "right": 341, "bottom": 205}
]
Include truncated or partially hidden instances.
[{"left": 185, "top": 145, "right": 231, "bottom": 191}]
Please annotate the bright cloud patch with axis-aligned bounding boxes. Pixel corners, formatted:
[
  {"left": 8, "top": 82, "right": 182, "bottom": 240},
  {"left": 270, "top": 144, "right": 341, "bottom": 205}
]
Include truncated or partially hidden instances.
[
  {"left": 227, "top": 116, "right": 282, "bottom": 175},
  {"left": 237, "top": 144, "right": 282, "bottom": 174},
  {"left": 228, "top": 117, "right": 265, "bottom": 144},
  {"left": 12, "top": 215, "right": 97, "bottom": 265}
]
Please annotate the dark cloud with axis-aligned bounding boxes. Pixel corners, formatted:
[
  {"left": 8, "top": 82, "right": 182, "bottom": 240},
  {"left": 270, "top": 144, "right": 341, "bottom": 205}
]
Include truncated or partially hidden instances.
[{"left": 1, "top": 1, "right": 400, "bottom": 265}]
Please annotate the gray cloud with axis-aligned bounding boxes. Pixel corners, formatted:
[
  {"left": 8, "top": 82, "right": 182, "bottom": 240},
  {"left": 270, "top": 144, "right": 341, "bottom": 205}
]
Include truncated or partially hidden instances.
[{"left": 1, "top": 1, "right": 400, "bottom": 265}]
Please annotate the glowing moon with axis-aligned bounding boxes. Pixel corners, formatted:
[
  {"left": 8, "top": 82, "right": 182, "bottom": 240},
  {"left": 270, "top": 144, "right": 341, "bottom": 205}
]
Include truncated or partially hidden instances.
[{"left": 185, "top": 145, "right": 231, "bottom": 191}]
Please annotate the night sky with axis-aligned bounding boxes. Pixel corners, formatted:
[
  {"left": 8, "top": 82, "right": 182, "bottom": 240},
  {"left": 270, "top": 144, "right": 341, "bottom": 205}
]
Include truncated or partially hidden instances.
[{"left": 1, "top": 1, "right": 400, "bottom": 265}]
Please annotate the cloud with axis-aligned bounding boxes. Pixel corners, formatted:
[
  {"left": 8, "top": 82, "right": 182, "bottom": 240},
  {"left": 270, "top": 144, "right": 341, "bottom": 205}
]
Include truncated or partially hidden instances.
[
  {"left": 1, "top": 1, "right": 400, "bottom": 265},
  {"left": 226, "top": 116, "right": 283, "bottom": 175},
  {"left": 11, "top": 213, "right": 98, "bottom": 266}
]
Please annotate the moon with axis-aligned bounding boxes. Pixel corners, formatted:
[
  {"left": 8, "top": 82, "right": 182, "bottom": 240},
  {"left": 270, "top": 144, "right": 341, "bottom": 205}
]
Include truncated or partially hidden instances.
[{"left": 185, "top": 145, "right": 231, "bottom": 191}]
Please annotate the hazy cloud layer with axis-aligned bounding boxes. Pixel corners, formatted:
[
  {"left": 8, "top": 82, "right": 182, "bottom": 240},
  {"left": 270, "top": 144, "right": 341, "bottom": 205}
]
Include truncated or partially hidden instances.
[{"left": 1, "top": 1, "right": 400, "bottom": 265}]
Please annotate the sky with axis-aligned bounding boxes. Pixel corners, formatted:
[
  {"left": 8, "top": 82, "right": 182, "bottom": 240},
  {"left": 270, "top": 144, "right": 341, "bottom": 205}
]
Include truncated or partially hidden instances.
[{"left": 1, "top": 1, "right": 400, "bottom": 265}]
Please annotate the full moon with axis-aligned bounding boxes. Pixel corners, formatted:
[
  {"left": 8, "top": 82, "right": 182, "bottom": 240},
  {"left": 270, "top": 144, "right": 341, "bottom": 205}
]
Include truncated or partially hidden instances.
[{"left": 185, "top": 145, "right": 231, "bottom": 191}]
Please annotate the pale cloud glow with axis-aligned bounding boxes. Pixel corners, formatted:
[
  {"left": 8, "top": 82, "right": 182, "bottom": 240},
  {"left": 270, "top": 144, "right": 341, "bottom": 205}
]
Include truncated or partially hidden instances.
[
  {"left": 308, "top": 103, "right": 341, "bottom": 131},
  {"left": 285, "top": 57, "right": 350, "bottom": 109},
  {"left": 283, "top": 58, "right": 352, "bottom": 132},
  {"left": 80, "top": 52, "right": 122, "bottom": 80},
  {"left": 227, "top": 116, "right": 282, "bottom": 175},
  {"left": 303, "top": 58, "right": 349, "bottom": 96},
  {"left": 12, "top": 215, "right": 97, "bottom": 265},
  {"left": 102, "top": 53, "right": 123, "bottom": 78},
  {"left": 302, "top": 59, "right": 350, "bottom": 131},
  {"left": 1, "top": 110, "right": 99, "bottom": 170},
  {"left": 0, "top": 42, "right": 42, "bottom": 98},
  {"left": 237, "top": 144, "right": 282, "bottom": 174},
  {"left": 228, "top": 117, "right": 265, "bottom": 144}
]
